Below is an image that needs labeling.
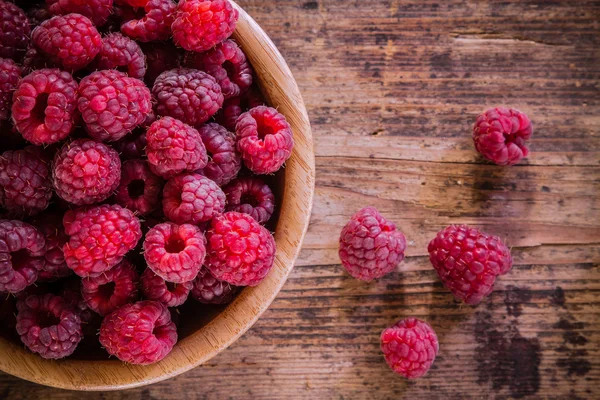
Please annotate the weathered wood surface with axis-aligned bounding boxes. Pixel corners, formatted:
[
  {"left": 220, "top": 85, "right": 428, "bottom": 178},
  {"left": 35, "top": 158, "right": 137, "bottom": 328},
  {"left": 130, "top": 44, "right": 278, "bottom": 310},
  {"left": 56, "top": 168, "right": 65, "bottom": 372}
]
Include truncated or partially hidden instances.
[{"left": 2, "top": 0, "right": 599, "bottom": 398}]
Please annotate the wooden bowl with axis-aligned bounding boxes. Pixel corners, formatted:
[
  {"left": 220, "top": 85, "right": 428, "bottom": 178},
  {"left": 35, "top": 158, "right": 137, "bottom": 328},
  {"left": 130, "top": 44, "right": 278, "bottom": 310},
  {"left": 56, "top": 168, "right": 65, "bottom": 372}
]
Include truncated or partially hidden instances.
[{"left": 0, "top": 2, "right": 315, "bottom": 390}]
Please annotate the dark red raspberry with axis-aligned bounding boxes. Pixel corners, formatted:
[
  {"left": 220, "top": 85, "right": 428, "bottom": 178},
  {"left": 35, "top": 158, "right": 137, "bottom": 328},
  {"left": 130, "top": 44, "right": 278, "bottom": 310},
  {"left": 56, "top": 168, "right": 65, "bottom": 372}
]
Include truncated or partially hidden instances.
[
  {"left": 145, "top": 116, "right": 208, "bottom": 178},
  {"left": 236, "top": 106, "right": 294, "bottom": 175},
  {"left": 78, "top": 70, "right": 152, "bottom": 142},
  {"left": 215, "top": 86, "right": 264, "bottom": 132},
  {"left": 172, "top": 0, "right": 238, "bottom": 53},
  {"left": 153, "top": 68, "right": 223, "bottom": 128},
  {"left": 191, "top": 265, "right": 235, "bottom": 305},
  {"left": 21, "top": 47, "right": 57, "bottom": 74},
  {"left": 27, "top": 5, "right": 52, "bottom": 27},
  {"left": 113, "top": 128, "right": 147, "bottom": 160},
  {"left": 0, "top": 1, "right": 30, "bottom": 61},
  {"left": 140, "top": 267, "right": 192, "bottom": 307},
  {"left": 0, "top": 220, "right": 46, "bottom": 293},
  {"left": 32, "top": 14, "right": 102, "bottom": 71},
  {"left": 473, "top": 107, "right": 533, "bottom": 166},
  {"left": 140, "top": 42, "right": 182, "bottom": 85},
  {"left": 52, "top": 139, "right": 122, "bottom": 205},
  {"left": 81, "top": 259, "right": 139, "bottom": 316},
  {"left": 11, "top": 68, "right": 79, "bottom": 145},
  {"left": 143, "top": 222, "right": 206, "bottom": 283},
  {"left": 223, "top": 177, "right": 274, "bottom": 225},
  {"left": 95, "top": 33, "right": 146, "bottom": 79},
  {"left": 121, "top": 0, "right": 176, "bottom": 42},
  {"left": 162, "top": 173, "right": 225, "bottom": 225},
  {"left": 339, "top": 207, "right": 407, "bottom": 282},
  {"left": 101, "top": 3, "right": 139, "bottom": 33},
  {"left": 195, "top": 123, "right": 241, "bottom": 186},
  {"left": 0, "top": 57, "right": 20, "bottom": 120},
  {"left": 381, "top": 317, "right": 439, "bottom": 379},
  {"left": 46, "top": 0, "right": 114, "bottom": 26},
  {"left": 428, "top": 225, "right": 513, "bottom": 305},
  {"left": 16, "top": 293, "right": 82, "bottom": 359},
  {"left": 115, "top": 159, "right": 164, "bottom": 216},
  {"left": 32, "top": 213, "right": 71, "bottom": 282},
  {"left": 206, "top": 211, "right": 275, "bottom": 287},
  {"left": 63, "top": 204, "right": 142, "bottom": 277},
  {"left": 201, "top": 40, "right": 252, "bottom": 99}
]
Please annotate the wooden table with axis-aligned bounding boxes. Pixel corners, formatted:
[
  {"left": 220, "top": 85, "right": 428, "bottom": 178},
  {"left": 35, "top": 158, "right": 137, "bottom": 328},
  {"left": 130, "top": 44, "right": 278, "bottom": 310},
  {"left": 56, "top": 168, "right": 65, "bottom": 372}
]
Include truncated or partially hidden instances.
[{"left": 2, "top": 0, "right": 599, "bottom": 398}]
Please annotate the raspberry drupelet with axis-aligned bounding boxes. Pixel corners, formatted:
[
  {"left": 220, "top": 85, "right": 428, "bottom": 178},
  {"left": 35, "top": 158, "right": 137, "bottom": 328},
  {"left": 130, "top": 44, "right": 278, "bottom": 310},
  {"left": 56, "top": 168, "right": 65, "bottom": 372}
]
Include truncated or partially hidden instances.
[
  {"left": 223, "top": 177, "right": 275, "bottom": 225},
  {"left": 191, "top": 265, "right": 235, "bottom": 305},
  {"left": 81, "top": 259, "right": 139, "bottom": 316},
  {"left": 115, "top": 159, "right": 164, "bottom": 216},
  {"left": 121, "top": 0, "right": 177, "bottom": 42},
  {"left": 0, "top": 1, "right": 30, "bottom": 62},
  {"left": 32, "top": 213, "right": 71, "bottom": 282},
  {"left": 95, "top": 33, "right": 147, "bottom": 79},
  {"left": 46, "top": 0, "right": 114, "bottom": 27},
  {"left": 196, "top": 123, "right": 241, "bottom": 186},
  {"left": 215, "top": 86, "right": 265, "bottom": 132},
  {"left": 0, "top": 57, "right": 21, "bottom": 121},
  {"left": 140, "top": 267, "right": 192, "bottom": 307}
]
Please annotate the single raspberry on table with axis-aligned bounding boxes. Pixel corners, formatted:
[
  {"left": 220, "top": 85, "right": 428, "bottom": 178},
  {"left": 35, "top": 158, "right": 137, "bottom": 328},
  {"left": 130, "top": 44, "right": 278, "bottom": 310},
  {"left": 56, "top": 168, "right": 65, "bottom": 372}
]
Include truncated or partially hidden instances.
[
  {"left": 195, "top": 123, "right": 241, "bottom": 186},
  {"left": 32, "top": 213, "right": 71, "bottom": 282},
  {"left": 11, "top": 68, "right": 79, "bottom": 145},
  {"left": 236, "top": 106, "right": 294, "bottom": 175},
  {"left": 162, "top": 173, "right": 225, "bottom": 225},
  {"left": 215, "top": 86, "right": 264, "bottom": 132},
  {"left": 63, "top": 204, "right": 142, "bottom": 277},
  {"left": 428, "top": 225, "right": 513, "bottom": 305},
  {"left": 143, "top": 222, "right": 206, "bottom": 283},
  {"left": 191, "top": 266, "right": 235, "bottom": 305},
  {"left": 206, "top": 211, "right": 276, "bottom": 287},
  {"left": 0, "top": 220, "right": 46, "bottom": 293},
  {"left": 141, "top": 42, "right": 182, "bottom": 85},
  {"left": 15, "top": 293, "right": 82, "bottom": 359},
  {"left": 46, "top": 0, "right": 114, "bottom": 27},
  {"left": 223, "top": 177, "right": 274, "bottom": 225},
  {"left": 81, "top": 259, "right": 139, "bottom": 316},
  {"left": 0, "top": 1, "right": 30, "bottom": 61},
  {"left": 99, "top": 300, "right": 177, "bottom": 365},
  {"left": 121, "top": 0, "right": 177, "bottom": 42},
  {"left": 339, "top": 207, "right": 407, "bottom": 281},
  {"left": 381, "top": 317, "right": 439, "bottom": 379},
  {"left": 115, "top": 159, "right": 164, "bottom": 216},
  {"left": 32, "top": 13, "right": 102, "bottom": 71},
  {"left": 52, "top": 139, "right": 122, "bottom": 205},
  {"left": 112, "top": 128, "right": 147, "bottom": 160},
  {"left": 473, "top": 107, "right": 533, "bottom": 166},
  {"left": 95, "top": 33, "right": 147, "bottom": 79},
  {"left": 0, "top": 57, "right": 20, "bottom": 121},
  {"left": 140, "top": 268, "right": 192, "bottom": 307},
  {"left": 153, "top": 68, "right": 223, "bottom": 128}
]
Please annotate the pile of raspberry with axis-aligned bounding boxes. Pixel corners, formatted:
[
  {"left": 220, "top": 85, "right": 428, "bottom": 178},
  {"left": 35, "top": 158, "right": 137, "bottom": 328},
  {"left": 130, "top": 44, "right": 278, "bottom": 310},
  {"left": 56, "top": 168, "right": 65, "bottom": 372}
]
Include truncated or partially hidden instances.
[{"left": 0, "top": 0, "right": 292, "bottom": 365}]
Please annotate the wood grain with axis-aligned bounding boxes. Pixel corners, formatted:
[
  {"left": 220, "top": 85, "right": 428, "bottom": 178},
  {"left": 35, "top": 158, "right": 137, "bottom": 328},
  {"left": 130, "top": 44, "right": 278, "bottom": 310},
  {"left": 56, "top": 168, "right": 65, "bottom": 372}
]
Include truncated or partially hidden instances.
[{"left": 1, "top": 0, "right": 599, "bottom": 398}]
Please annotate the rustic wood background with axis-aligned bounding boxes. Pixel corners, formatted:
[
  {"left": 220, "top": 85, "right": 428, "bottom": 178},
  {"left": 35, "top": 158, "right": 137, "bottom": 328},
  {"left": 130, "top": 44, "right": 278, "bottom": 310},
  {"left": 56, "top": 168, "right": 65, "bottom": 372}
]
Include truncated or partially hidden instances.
[{"left": 2, "top": 0, "right": 599, "bottom": 398}]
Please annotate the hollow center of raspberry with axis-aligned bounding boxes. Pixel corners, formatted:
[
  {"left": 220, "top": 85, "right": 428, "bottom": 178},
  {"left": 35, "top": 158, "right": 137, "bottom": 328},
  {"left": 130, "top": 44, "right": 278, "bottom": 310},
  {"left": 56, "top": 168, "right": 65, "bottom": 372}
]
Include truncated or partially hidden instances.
[
  {"left": 98, "top": 282, "right": 116, "bottom": 299},
  {"left": 165, "top": 236, "right": 185, "bottom": 253},
  {"left": 127, "top": 179, "right": 145, "bottom": 199},
  {"left": 32, "top": 93, "right": 49, "bottom": 123},
  {"left": 36, "top": 310, "right": 60, "bottom": 329},
  {"left": 256, "top": 118, "right": 277, "bottom": 139},
  {"left": 240, "top": 193, "right": 259, "bottom": 207},
  {"left": 10, "top": 249, "right": 32, "bottom": 270},
  {"left": 223, "top": 60, "right": 236, "bottom": 77}
]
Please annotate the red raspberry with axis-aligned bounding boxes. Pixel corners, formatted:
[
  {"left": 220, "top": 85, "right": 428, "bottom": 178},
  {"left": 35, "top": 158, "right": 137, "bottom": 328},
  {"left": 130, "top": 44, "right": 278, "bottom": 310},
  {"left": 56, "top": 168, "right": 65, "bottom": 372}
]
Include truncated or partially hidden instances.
[
  {"left": 215, "top": 86, "right": 264, "bottom": 132},
  {"left": 52, "top": 139, "right": 122, "bottom": 205},
  {"left": 339, "top": 207, "right": 407, "bottom": 281},
  {"left": 140, "top": 268, "right": 192, "bottom": 307},
  {"left": 115, "top": 159, "right": 164, "bottom": 216},
  {"left": 32, "top": 14, "right": 102, "bottom": 71},
  {"left": 15, "top": 293, "right": 82, "bottom": 359},
  {"left": 113, "top": 128, "right": 147, "bottom": 160},
  {"left": 81, "top": 260, "right": 139, "bottom": 316},
  {"left": 162, "top": 173, "right": 225, "bottom": 225},
  {"left": 78, "top": 70, "right": 152, "bottom": 142},
  {"left": 0, "top": 146, "right": 52, "bottom": 217},
  {"left": 95, "top": 33, "right": 146, "bottom": 79},
  {"left": 11, "top": 68, "right": 79, "bottom": 145},
  {"left": 0, "top": 57, "right": 20, "bottom": 120},
  {"left": 141, "top": 42, "right": 182, "bottom": 85},
  {"left": 195, "top": 123, "right": 241, "bottom": 186},
  {"left": 236, "top": 106, "right": 294, "bottom": 175},
  {"left": 381, "top": 317, "right": 439, "bottom": 379},
  {"left": 0, "top": 220, "right": 46, "bottom": 293},
  {"left": 206, "top": 211, "right": 275, "bottom": 287},
  {"left": 121, "top": 0, "right": 176, "bottom": 42},
  {"left": 172, "top": 0, "right": 238, "bottom": 53},
  {"left": 27, "top": 5, "right": 52, "bottom": 27},
  {"left": 63, "top": 204, "right": 142, "bottom": 277},
  {"left": 32, "top": 213, "right": 71, "bottom": 282},
  {"left": 428, "top": 225, "right": 513, "bottom": 305},
  {"left": 46, "top": 0, "right": 114, "bottom": 27},
  {"left": 223, "top": 177, "right": 274, "bottom": 225},
  {"left": 473, "top": 107, "right": 533, "bottom": 166},
  {"left": 0, "top": 1, "right": 30, "bottom": 62},
  {"left": 153, "top": 68, "right": 223, "bottom": 128},
  {"left": 191, "top": 265, "right": 235, "bottom": 305},
  {"left": 145, "top": 116, "right": 208, "bottom": 178},
  {"left": 116, "top": 0, "right": 149, "bottom": 8},
  {"left": 143, "top": 222, "right": 206, "bottom": 283}
]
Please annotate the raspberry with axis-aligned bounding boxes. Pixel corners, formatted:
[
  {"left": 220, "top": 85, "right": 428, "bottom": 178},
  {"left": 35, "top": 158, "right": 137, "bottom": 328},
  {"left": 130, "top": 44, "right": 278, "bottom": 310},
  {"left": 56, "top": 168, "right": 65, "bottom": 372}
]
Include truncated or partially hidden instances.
[
  {"left": 27, "top": 5, "right": 52, "bottom": 27},
  {"left": 52, "top": 139, "right": 122, "bottom": 205},
  {"left": 195, "top": 123, "right": 241, "bottom": 186},
  {"left": 113, "top": 128, "right": 147, "bottom": 160},
  {"left": 15, "top": 293, "right": 82, "bottom": 359},
  {"left": 63, "top": 204, "right": 142, "bottom": 277},
  {"left": 145, "top": 116, "right": 208, "bottom": 178},
  {"left": 172, "top": 0, "right": 238, "bottom": 53},
  {"left": 21, "top": 47, "right": 57, "bottom": 74},
  {"left": 223, "top": 176, "right": 274, "bottom": 225},
  {"left": 381, "top": 317, "right": 439, "bottom": 379},
  {"left": 117, "top": 0, "right": 149, "bottom": 8},
  {"left": 81, "top": 259, "right": 139, "bottom": 316},
  {"left": 162, "top": 173, "right": 225, "bottom": 225},
  {"left": 339, "top": 207, "right": 407, "bottom": 281},
  {"left": 0, "top": 146, "right": 52, "bottom": 217},
  {"left": 428, "top": 225, "right": 513, "bottom": 305},
  {"left": 11, "top": 68, "right": 79, "bottom": 145},
  {"left": 115, "top": 159, "right": 164, "bottom": 216},
  {"left": 140, "top": 268, "right": 192, "bottom": 307},
  {"left": 78, "top": 70, "right": 152, "bottom": 142},
  {"left": 205, "top": 211, "right": 275, "bottom": 287},
  {"left": 46, "top": 0, "right": 114, "bottom": 27},
  {"left": 191, "top": 266, "right": 235, "bottom": 305},
  {"left": 236, "top": 106, "right": 294, "bottom": 174},
  {"left": 95, "top": 33, "right": 146, "bottom": 80},
  {"left": 121, "top": 0, "right": 177, "bottom": 42},
  {"left": 32, "top": 14, "right": 102, "bottom": 71},
  {"left": 0, "top": 57, "right": 20, "bottom": 120},
  {"left": 0, "top": 220, "right": 46, "bottom": 293},
  {"left": 153, "top": 68, "right": 223, "bottom": 128},
  {"left": 141, "top": 42, "right": 182, "bottom": 85},
  {"left": 143, "top": 222, "right": 206, "bottom": 283},
  {"left": 32, "top": 213, "right": 71, "bottom": 282},
  {"left": 0, "top": 1, "right": 30, "bottom": 61},
  {"left": 473, "top": 107, "right": 533, "bottom": 166},
  {"left": 215, "top": 86, "right": 264, "bottom": 132}
]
